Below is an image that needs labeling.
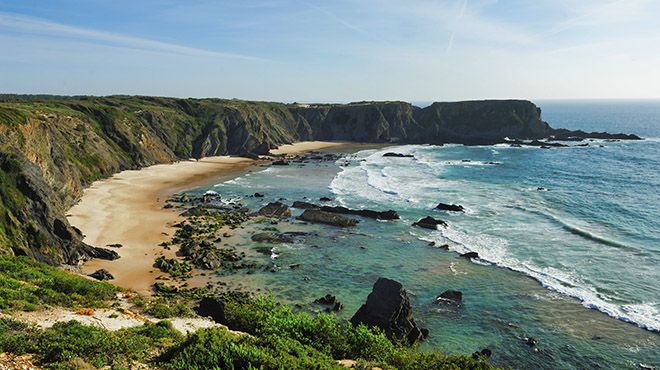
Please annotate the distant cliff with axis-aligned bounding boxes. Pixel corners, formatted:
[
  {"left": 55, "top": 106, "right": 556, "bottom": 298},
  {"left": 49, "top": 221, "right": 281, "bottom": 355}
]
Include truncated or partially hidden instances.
[{"left": 0, "top": 95, "right": 640, "bottom": 265}]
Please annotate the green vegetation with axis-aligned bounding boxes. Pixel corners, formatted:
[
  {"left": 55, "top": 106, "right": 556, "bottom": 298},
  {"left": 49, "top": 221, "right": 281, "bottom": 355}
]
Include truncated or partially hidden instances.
[
  {"left": 0, "top": 318, "right": 182, "bottom": 369},
  {"left": 0, "top": 255, "right": 117, "bottom": 311},
  {"left": 154, "top": 256, "right": 194, "bottom": 280}
]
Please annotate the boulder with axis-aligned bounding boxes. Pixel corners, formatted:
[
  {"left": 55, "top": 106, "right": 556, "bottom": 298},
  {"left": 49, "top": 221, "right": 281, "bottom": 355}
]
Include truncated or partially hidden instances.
[
  {"left": 383, "top": 152, "right": 414, "bottom": 158},
  {"left": 319, "top": 197, "right": 333, "bottom": 202},
  {"left": 271, "top": 160, "right": 289, "bottom": 166},
  {"left": 350, "top": 277, "right": 428, "bottom": 344},
  {"left": 298, "top": 210, "right": 359, "bottom": 227},
  {"left": 460, "top": 252, "right": 479, "bottom": 259},
  {"left": 254, "top": 192, "right": 265, "bottom": 198},
  {"left": 251, "top": 232, "right": 295, "bottom": 244},
  {"left": 412, "top": 216, "right": 447, "bottom": 230},
  {"left": 257, "top": 202, "right": 291, "bottom": 218},
  {"left": 292, "top": 201, "right": 320, "bottom": 209},
  {"left": 435, "top": 203, "right": 465, "bottom": 212},
  {"left": 83, "top": 246, "right": 120, "bottom": 261},
  {"left": 435, "top": 290, "right": 462, "bottom": 303},
  {"left": 88, "top": 269, "right": 114, "bottom": 281},
  {"left": 314, "top": 294, "right": 337, "bottom": 305},
  {"left": 196, "top": 297, "right": 226, "bottom": 323},
  {"left": 320, "top": 206, "right": 400, "bottom": 220}
]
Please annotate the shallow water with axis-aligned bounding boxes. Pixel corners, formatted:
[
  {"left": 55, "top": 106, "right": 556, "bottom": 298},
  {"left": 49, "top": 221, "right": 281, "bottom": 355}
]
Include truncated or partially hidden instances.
[{"left": 190, "top": 101, "right": 660, "bottom": 369}]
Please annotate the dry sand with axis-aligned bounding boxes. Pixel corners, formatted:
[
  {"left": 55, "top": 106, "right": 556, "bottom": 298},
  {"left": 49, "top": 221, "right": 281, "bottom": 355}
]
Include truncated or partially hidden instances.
[{"left": 67, "top": 141, "right": 344, "bottom": 294}]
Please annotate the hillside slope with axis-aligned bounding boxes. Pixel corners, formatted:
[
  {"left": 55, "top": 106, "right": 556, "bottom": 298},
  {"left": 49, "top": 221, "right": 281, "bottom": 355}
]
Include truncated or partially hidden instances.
[{"left": 0, "top": 95, "right": 639, "bottom": 265}]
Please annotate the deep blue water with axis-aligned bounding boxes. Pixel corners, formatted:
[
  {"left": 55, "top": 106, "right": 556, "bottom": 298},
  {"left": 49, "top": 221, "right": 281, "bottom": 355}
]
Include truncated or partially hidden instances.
[{"left": 192, "top": 100, "right": 660, "bottom": 369}]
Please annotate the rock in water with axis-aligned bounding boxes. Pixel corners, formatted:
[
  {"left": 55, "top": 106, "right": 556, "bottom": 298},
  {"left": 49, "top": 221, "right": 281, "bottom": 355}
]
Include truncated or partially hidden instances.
[
  {"left": 350, "top": 277, "right": 428, "bottom": 344},
  {"left": 320, "top": 205, "right": 400, "bottom": 220},
  {"left": 298, "top": 209, "right": 359, "bottom": 227},
  {"left": 292, "top": 201, "right": 320, "bottom": 209},
  {"left": 383, "top": 152, "right": 414, "bottom": 158},
  {"left": 435, "top": 290, "right": 463, "bottom": 304},
  {"left": 435, "top": 203, "right": 465, "bottom": 212},
  {"left": 412, "top": 216, "right": 448, "bottom": 230},
  {"left": 257, "top": 202, "right": 291, "bottom": 218},
  {"left": 88, "top": 269, "right": 114, "bottom": 281},
  {"left": 460, "top": 252, "right": 479, "bottom": 259}
]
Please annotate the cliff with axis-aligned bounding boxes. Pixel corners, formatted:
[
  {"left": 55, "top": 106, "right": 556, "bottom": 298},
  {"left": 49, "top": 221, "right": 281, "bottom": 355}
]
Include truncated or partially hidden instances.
[{"left": 0, "top": 95, "right": 640, "bottom": 265}]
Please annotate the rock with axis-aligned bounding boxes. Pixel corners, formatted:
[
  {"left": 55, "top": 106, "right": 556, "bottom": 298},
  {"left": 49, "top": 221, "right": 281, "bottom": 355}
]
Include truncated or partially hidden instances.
[
  {"left": 639, "top": 363, "right": 656, "bottom": 370},
  {"left": 435, "top": 203, "right": 465, "bottom": 212},
  {"left": 436, "top": 290, "right": 463, "bottom": 303},
  {"left": 383, "top": 152, "right": 414, "bottom": 158},
  {"left": 524, "top": 337, "right": 538, "bottom": 347},
  {"left": 438, "top": 244, "right": 450, "bottom": 250},
  {"left": 88, "top": 269, "right": 114, "bottom": 281},
  {"left": 257, "top": 202, "right": 291, "bottom": 218},
  {"left": 163, "top": 203, "right": 174, "bottom": 209},
  {"left": 289, "top": 263, "right": 301, "bottom": 269},
  {"left": 314, "top": 294, "right": 337, "bottom": 305},
  {"left": 320, "top": 205, "right": 400, "bottom": 220},
  {"left": 319, "top": 197, "right": 333, "bottom": 202},
  {"left": 105, "top": 243, "right": 123, "bottom": 248},
  {"left": 350, "top": 277, "right": 428, "bottom": 344},
  {"left": 472, "top": 348, "right": 492, "bottom": 360},
  {"left": 298, "top": 209, "right": 359, "bottom": 227},
  {"left": 460, "top": 252, "right": 479, "bottom": 259},
  {"left": 271, "top": 160, "right": 289, "bottom": 166},
  {"left": 292, "top": 201, "right": 320, "bottom": 209},
  {"left": 412, "top": 216, "right": 447, "bottom": 230},
  {"left": 83, "top": 246, "right": 120, "bottom": 261},
  {"left": 251, "top": 232, "right": 294, "bottom": 244},
  {"left": 254, "top": 192, "right": 265, "bottom": 198},
  {"left": 196, "top": 297, "right": 226, "bottom": 323}
]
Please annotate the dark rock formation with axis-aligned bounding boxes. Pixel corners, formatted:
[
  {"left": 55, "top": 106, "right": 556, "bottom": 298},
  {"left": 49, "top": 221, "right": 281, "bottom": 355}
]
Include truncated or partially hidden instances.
[
  {"left": 435, "top": 290, "right": 463, "bottom": 303},
  {"left": 196, "top": 297, "right": 226, "bottom": 323},
  {"left": 292, "top": 201, "right": 320, "bottom": 209},
  {"left": 436, "top": 203, "right": 465, "bottom": 212},
  {"left": 351, "top": 278, "right": 428, "bottom": 343},
  {"left": 257, "top": 202, "right": 291, "bottom": 218},
  {"left": 460, "top": 252, "right": 479, "bottom": 259},
  {"left": 320, "top": 205, "right": 400, "bottom": 220},
  {"left": 250, "top": 231, "right": 308, "bottom": 244},
  {"left": 413, "top": 216, "right": 448, "bottom": 230},
  {"left": 253, "top": 192, "right": 264, "bottom": 198},
  {"left": 351, "top": 277, "right": 428, "bottom": 344},
  {"left": 383, "top": 152, "right": 414, "bottom": 158},
  {"left": 319, "top": 197, "right": 332, "bottom": 202},
  {"left": 298, "top": 209, "right": 359, "bottom": 227},
  {"left": 88, "top": 269, "right": 114, "bottom": 281},
  {"left": 271, "top": 160, "right": 289, "bottom": 166}
]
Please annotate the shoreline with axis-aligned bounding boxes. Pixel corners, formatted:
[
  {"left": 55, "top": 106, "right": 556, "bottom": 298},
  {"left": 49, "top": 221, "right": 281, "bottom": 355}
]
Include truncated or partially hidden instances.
[{"left": 66, "top": 141, "right": 347, "bottom": 294}]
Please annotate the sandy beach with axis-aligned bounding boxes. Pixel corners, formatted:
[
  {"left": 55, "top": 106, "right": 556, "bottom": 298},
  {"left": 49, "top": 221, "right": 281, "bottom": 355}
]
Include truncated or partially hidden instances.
[{"left": 67, "top": 141, "right": 344, "bottom": 294}]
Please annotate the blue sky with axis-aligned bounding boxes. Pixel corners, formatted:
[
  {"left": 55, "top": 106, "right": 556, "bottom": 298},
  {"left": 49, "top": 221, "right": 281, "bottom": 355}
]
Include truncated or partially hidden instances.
[{"left": 1, "top": 0, "right": 659, "bottom": 101}]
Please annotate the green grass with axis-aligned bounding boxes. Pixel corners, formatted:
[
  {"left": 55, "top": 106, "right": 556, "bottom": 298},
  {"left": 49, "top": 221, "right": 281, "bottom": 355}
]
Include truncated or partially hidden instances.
[{"left": 0, "top": 255, "right": 117, "bottom": 311}]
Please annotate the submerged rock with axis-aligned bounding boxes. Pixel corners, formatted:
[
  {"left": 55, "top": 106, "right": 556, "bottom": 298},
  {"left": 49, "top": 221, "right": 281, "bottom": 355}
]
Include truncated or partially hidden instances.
[
  {"left": 88, "top": 269, "right": 114, "bottom": 281},
  {"left": 435, "top": 203, "right": 465, "bottom": 212},
  {"left": 412, "top": 216, "right": 447, "bottom": 230},
  {"left": 350, "top": 277, "right": 428, "bottom": 344},
  {"left": 271, "top": 160, "right": 289, "bottom": 166},
  {"left": 298, "top": 209, "right": 359, "bottom": 227},
  {"left": 320, "top": 205, "right": 400, "bottom": 220},
  {"left": 251, "top": 232, "right": 295, "bottom": 244},
  {"left": 257, "top": 202, "right": 291, "bottom": 218}
]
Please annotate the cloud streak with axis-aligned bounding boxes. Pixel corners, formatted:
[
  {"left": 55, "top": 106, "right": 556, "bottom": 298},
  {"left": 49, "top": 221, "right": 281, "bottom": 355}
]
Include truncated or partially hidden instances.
[{"left": 0, "top": 12, "right": 264, "bottom": 61}]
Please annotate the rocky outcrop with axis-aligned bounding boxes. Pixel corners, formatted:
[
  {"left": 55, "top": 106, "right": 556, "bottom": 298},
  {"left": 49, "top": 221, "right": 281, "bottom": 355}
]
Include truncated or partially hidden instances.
[
  {"left": 88, "top": 269, "right": 114, "bottom": 281},
  {"left": 256, "top": 202, "right": 291, "bottom": 218},
  {"left": 351, "top": 278, "right": 428, "bottom": 344},
  {"left": 298, "top": 209, "right": 359, "bottom": 227},
  {"left": 0, "top": 95, "right": 641, "bottom": 265},
  {"left": 435, "top": 290, "right": 463, "bottom": 304},
  {"left": 320, "top": 206, "right": 400, "bottom": 220},
  {"left": 436, "top": 203, "right": 465, "bottom": 212},
  {"left": 413, "top": 216, "right": 448, "bottom": 230}
]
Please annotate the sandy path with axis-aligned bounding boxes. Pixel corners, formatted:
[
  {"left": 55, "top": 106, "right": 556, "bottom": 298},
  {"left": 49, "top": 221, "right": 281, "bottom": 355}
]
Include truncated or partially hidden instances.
[{"left": 67, "top": 142, "right": 343, "bottom": 294}]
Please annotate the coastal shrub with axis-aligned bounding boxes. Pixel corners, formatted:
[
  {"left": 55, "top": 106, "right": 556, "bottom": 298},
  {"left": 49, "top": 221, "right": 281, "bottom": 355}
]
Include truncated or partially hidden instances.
[
  {"left": 0, "top": 318, "right": 182, "bottom": 369},
  {"left": 145, "top": 298, "right": 194, "bottom": 319},
  {"left": 0, "top": 255, "right": 117, "bottom": 311}
]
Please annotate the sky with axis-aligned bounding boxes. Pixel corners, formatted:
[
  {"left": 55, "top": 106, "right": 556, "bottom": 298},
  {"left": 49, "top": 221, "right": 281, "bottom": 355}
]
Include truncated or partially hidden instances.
[{"left": 1, "top": 0, "right": 659, "bottom": 102}]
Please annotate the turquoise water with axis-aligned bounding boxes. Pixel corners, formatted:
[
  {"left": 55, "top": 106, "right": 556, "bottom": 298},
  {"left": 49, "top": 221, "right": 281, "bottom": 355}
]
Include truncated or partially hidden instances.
[{"left": 192, "top": 101, "right": 660, "bottom": 369}]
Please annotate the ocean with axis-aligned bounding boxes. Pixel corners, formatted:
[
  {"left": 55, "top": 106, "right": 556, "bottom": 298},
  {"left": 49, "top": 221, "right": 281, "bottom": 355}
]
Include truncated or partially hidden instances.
[{"left": 192, "top": 100, "right": 660, "bottom": 369}]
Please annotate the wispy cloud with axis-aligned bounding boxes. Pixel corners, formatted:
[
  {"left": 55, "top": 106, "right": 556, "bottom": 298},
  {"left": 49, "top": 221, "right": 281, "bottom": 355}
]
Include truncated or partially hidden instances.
[
  {"left": 298, "top": 1, "right": 388, "bottom": 44},
  {"left": 0, "top": 12, "right": 263, "bottom": 60},
  {"left": 540, "top": 0, "right": 652, "bottom": 38},
  {"left": 445, "top": 0, "right": 468, "bottom": 54}
]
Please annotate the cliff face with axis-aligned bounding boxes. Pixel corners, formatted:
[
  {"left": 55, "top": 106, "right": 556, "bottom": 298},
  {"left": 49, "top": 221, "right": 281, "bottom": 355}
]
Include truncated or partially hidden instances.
[{"left": 0, "top": 95, "right": 639, "bottom": 265}]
